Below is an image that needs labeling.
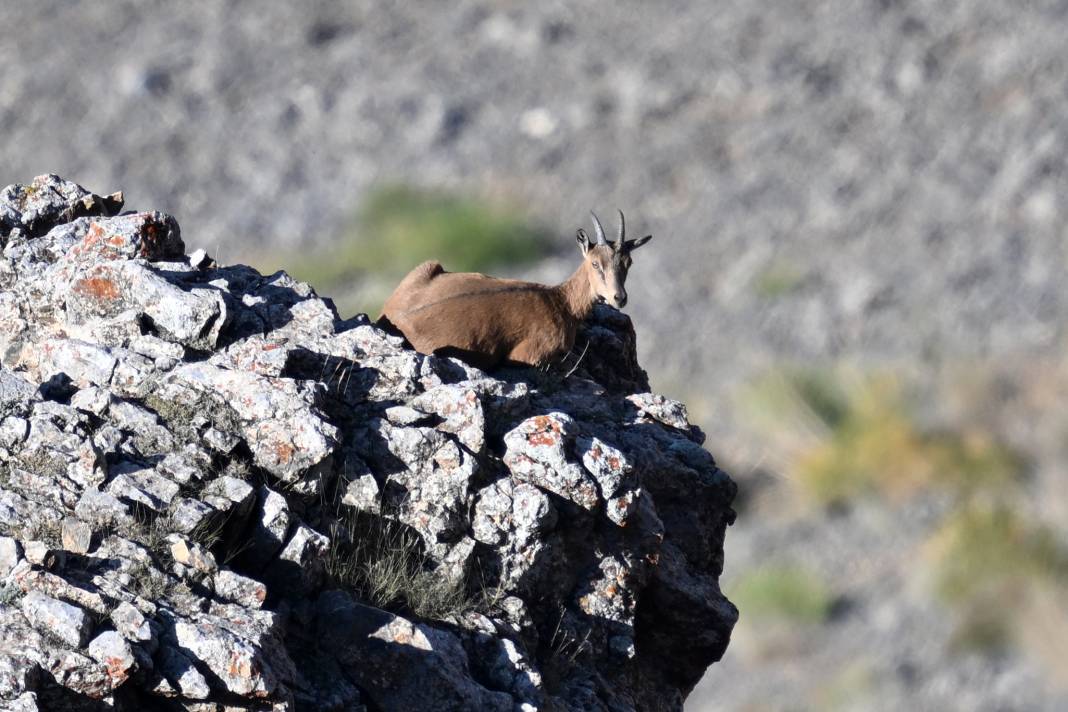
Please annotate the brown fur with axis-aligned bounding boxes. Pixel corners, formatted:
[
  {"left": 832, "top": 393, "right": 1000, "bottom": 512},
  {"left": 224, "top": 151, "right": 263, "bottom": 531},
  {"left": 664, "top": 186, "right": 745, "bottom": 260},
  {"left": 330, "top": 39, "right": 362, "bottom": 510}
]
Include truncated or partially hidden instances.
[{"left": 378, "top": 213, "right": 651, "bottom": 370}]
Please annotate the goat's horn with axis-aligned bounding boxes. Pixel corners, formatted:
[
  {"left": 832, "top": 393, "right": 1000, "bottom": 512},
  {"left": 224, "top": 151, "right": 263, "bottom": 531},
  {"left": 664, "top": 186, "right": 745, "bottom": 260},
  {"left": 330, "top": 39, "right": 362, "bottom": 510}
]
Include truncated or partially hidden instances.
[
  {"left": 616, "top": 209, "right": 626, "bottom": 251},
  {"left": 590, "top": 211, "right": 608, "bottom": 245}
]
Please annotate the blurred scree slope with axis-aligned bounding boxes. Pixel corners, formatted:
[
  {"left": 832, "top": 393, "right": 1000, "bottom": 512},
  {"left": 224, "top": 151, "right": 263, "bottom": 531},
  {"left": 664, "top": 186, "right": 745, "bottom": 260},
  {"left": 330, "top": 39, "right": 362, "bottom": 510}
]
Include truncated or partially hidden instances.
[{"left": 3, "top": 0, "right": 1068, "bottom": 710}]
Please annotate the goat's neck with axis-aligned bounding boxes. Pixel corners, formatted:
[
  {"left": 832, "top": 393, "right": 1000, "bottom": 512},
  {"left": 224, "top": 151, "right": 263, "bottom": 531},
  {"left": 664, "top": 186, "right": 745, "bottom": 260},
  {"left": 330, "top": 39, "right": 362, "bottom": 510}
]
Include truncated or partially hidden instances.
[{"left": 558, "top": 263, "right": 597, "bottom": 321}]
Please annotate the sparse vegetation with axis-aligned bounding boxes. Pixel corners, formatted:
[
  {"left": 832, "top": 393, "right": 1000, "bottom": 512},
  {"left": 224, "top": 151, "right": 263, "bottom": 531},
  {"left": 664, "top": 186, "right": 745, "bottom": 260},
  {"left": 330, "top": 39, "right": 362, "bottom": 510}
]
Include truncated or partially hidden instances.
[
  {"left": 927, "top": 504, "right": 1068, "bottom": 606},
  {"left": 325, "top": 510, "right": 473, "bottom": 621},
  {"left": 188, "top": 514, "right": 227, "bottom": 551},
  {"left": 0, "top": 582, "right": 22, "bottom": 606},
  {"left": 255, "top": 185, "right": 551, "bottom": 316},
  {"left": 145, "top": 391, "right": 242, "bottom": 442},
  {"left": 541, "top": 612, "right": 593, "bottom": 694},
  {"left": 730, "top": 564, "right": 833, "bottom": 624},
  {"left": 753, "top": 261, "right": 805, "bottom": 299},
  {"left": 925, "top": 503, "right": 1068, "bottom": 652},
  {"left": 17, "top": 449, "right": 69, "bottom": 480},
  {"left": 809, "top": 659, "right": 875, "bottom": 710},
  {"left": 223, "top": 459, "right": 251, "bottom": 481},
  {"left": 115, "top": 507, "right": 173, "bottom": 556},
  {"left": 345, "top": 185, "right": 549, "bottom": 278},
  {"left": 739, "top": 365, "right": 1066, "bottom": 664},
  {"left": 740, "top": 369, "right": 1021, "bottom": 507},
  {"left": 19, "top": 515, "right": 63, "bottom": 549},
  {"left": 128, "top": 558, "right": 173, "bottom": 601}
]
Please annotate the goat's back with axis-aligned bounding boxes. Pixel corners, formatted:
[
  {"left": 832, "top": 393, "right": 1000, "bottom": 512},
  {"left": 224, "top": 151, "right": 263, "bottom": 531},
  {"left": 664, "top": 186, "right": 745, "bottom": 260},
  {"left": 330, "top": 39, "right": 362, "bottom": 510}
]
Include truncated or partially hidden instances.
[
  {"left": 379, "top": 261, "right": 572, "bottom": 367},
  {"left": 379, "top": 260, "right": 446, "bottom": 317}
]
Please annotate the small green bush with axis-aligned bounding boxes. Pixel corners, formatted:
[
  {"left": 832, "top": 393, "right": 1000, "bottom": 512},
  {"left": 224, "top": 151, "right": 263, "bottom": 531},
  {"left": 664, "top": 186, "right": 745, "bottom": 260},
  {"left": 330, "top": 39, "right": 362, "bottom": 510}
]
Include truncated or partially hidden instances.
[
  {"left": 730, "top": 564, "right": 833, "bottom": 624},
  {"left": 356, "top": 186, "right": 548, "bottom": 274},
  {"left": 928, "top": 504, "right": 1068, "bottom": 606},
  {"left": 752, "top": 261, "right": 805, "bottom": 299},
  {"left": 268, "top": 185, "right": 551, "bottom": 316},
  {"left": 926, "top": 503, "right": 1068, "bottom": 652},
  {"left": 741, "top": 369, "right": 1022, "bottom": 507}
]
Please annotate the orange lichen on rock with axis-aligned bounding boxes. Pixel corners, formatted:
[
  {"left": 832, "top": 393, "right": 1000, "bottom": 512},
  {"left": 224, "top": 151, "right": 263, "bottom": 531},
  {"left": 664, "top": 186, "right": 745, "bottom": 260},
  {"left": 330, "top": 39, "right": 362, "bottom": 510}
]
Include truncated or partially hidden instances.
[{"left": 73, "top": 276, "right": 121, "bottom": 302}]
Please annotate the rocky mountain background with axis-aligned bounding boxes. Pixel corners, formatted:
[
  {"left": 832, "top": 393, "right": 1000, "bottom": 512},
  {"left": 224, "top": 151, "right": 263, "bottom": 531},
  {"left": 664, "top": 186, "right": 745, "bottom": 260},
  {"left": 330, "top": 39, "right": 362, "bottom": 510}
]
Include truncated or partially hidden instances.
[{"left": 3, "top": 1, "right": 1068, "bottom": 710}]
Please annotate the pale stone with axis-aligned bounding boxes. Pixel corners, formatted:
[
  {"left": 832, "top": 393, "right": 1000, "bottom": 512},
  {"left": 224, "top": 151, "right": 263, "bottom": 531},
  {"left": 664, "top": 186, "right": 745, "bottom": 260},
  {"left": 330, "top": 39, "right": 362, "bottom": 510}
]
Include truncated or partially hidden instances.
[{"left": 21, "top": 592, "right": 92, "bottom": 649}]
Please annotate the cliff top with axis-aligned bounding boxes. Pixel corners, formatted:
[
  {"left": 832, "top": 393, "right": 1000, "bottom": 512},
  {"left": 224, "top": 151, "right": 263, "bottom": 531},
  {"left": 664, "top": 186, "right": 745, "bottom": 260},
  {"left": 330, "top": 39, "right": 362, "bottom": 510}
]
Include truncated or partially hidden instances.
[{"left": 0, "top": 174, "right": 735, "bottom": 711}]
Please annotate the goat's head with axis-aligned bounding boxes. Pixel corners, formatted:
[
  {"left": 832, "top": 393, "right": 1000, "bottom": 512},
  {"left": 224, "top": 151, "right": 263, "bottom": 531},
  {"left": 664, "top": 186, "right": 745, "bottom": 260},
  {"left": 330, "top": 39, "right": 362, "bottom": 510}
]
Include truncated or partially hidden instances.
[{"left": 575, "top": 210, "right": 652, "bottom": 309}]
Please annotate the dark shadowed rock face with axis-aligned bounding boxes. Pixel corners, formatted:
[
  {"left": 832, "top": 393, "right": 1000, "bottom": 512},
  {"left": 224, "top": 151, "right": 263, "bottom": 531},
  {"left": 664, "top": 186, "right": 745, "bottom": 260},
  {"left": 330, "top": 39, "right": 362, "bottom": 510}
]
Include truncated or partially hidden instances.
[{"left": 0, "top": 174, "right": 736, "bottom": 711}]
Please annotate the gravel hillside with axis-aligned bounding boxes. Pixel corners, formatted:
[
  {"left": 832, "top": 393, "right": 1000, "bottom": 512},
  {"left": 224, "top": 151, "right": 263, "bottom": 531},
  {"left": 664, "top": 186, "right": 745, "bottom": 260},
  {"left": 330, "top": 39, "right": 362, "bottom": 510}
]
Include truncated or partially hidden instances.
[
  {"left": 3, "top": 1, "right": 1065, "bottom": 386},
  {"left": 3, "top": 1, "right": 1067, "bottom": 709}
]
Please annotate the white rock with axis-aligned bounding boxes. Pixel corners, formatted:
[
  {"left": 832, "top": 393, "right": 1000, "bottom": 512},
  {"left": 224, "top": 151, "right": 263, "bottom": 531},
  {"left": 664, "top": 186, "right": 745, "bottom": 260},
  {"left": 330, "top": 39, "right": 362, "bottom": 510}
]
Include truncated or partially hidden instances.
[
  {"left": 21, "top": 592, "right": 92, "bottom": 649},
  {"left": 0, "top": 537, "right": 22, "bottom": 577},
  {"left": 87, "top": 630, "right": 137, "bottom": 686}
]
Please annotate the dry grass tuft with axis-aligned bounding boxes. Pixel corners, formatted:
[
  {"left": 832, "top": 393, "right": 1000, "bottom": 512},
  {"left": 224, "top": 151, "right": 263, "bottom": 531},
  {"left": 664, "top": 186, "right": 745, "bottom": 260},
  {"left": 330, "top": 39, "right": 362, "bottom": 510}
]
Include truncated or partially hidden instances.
[{"left": 325, "top": 511, "right": 473, "bottom": 621}]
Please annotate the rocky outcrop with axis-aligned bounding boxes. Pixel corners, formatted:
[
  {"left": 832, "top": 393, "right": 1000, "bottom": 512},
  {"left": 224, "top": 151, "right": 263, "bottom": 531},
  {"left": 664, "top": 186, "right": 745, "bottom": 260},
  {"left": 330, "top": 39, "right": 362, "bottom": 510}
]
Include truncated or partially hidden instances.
[{"left": 0, "top": 174, "right": 737, "bottom": 711}]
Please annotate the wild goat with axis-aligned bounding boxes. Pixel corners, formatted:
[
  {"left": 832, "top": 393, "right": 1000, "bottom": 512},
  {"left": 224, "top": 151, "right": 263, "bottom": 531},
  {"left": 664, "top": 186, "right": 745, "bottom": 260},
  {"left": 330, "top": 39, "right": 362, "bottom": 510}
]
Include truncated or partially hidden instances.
[{"left": 378, "top": 211, "right": 652, "bottom": 370}]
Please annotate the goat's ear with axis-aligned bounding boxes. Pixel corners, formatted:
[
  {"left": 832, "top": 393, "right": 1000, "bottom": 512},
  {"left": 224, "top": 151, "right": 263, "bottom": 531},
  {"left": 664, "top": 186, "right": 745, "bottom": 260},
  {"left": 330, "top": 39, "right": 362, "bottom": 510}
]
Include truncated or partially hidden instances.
[
  {"left": 624, "top": 234, "right": 652, "bottom": 252},
  {"left": 576, "top": 229, "right": 592, "bottom": 255}
]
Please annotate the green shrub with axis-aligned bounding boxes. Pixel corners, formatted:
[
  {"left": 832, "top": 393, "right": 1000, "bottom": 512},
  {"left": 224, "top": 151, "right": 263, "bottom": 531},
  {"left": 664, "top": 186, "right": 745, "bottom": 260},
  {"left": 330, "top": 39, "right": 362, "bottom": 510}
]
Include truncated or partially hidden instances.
[
  {"left": 356, "top": 186, "right": 548, "bottom": 274},
  {"left": 752, "top": 261, "right": 805, "bottom": 299},
  {"left": 265, "top": 185, "right": 551, "bottom": 316},
  {"left": 926, "top": 503, "right": 1068, "bottom": 652},
  {"left": 730, "top": 564, "right": 833, "bottom": 624},
  {"left": 928, "top": 503, "right": 1068, "bottom": 606},
  {"left": 741, "top": 369, "right": 1022, "bottom": 507}
]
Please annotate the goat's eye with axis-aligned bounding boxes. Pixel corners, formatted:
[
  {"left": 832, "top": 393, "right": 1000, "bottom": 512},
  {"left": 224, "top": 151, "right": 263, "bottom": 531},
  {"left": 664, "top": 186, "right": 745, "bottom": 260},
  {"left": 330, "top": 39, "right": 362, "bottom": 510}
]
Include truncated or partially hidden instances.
[{"left": 595, "top": 263, "right": 604, "bottom": 275}]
